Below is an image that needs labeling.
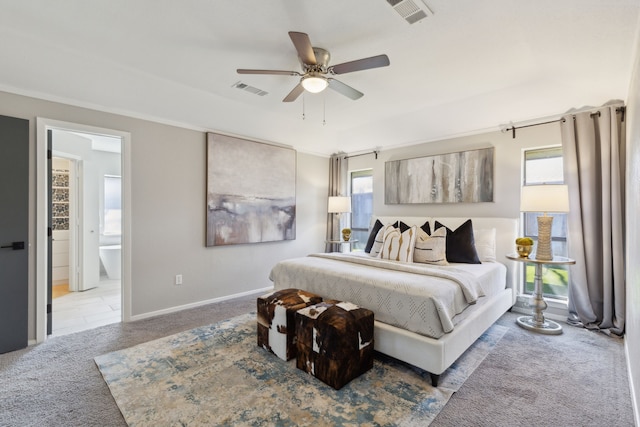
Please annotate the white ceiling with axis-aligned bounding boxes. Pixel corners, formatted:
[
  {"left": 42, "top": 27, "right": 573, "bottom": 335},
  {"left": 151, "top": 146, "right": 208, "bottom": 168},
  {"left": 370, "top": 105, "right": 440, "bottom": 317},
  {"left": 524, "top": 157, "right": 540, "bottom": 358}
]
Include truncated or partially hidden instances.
[{"left": 1, "top": 0, "right": 638, "bottom": 156}]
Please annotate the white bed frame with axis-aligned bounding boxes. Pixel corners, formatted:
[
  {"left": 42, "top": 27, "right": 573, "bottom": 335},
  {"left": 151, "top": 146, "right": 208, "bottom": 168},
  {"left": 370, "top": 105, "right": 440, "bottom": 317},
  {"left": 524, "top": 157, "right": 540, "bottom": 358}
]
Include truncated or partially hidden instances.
[{"left": 371, "top": 217, "right": 519, "bottom": 386}]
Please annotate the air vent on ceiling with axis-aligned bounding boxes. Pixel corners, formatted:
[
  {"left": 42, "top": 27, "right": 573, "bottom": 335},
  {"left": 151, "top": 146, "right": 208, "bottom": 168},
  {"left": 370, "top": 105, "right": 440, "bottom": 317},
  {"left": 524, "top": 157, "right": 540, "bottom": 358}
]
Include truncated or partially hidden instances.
[
  {"left": 386, "top": 0, "right": 433, "bottom": 24},
  {"left": 232, "top": 81, "right": 268, "bottom": 96}
]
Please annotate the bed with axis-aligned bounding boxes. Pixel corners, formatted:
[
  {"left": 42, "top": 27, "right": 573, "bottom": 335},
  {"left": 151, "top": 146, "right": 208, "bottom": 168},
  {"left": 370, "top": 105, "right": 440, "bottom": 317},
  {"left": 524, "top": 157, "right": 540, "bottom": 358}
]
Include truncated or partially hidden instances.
[{"left": 269, "top": 217, "right": 519, "bottom": 386}]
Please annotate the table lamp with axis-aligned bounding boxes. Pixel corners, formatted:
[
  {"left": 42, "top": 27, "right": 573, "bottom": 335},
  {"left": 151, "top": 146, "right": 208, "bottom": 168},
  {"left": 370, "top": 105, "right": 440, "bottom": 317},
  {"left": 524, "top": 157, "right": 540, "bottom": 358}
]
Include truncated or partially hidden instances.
[
  {"left": 328, "top": 196, "right": 351, "bottom": 241},
  {"left": 520, "top": 184, "right": 569, "bottom": 261}
]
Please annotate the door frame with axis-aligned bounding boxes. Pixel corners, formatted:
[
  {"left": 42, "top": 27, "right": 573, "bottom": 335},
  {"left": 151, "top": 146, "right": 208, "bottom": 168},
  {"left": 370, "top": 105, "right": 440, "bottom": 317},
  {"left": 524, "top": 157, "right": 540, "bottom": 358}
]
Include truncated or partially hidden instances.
[{"left": 36, "top": 118, "right": 132, "bottom": 343}]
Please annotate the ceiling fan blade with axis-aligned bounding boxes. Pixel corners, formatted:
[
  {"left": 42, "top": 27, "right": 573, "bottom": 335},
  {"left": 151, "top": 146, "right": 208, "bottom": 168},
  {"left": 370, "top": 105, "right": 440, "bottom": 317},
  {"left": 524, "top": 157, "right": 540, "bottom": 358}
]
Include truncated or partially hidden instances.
[
  {"left": 283, "top": 83, "right": 305, "bottom": 102},
  {"left": 327, "top": 79, "right": 364, "bottom": 100},
  {"left": 331, "top": 54, "right": 390, "bottom": 75},
  {"left": 237, "top": 69, "right": 301, "bottom": 76},
  {"left": 288, "top": 31, "right": 317, "bottom": 65}
]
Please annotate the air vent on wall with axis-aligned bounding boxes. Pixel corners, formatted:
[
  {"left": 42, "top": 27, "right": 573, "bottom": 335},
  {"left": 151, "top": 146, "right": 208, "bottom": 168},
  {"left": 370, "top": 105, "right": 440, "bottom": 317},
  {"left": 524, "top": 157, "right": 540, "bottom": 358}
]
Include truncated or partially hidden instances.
[
  {"left": 232, "top": 81, "right": 268, "bottom": 96},
  {"left": 386, "top": 0, "right": 433, "bottom": 24}
]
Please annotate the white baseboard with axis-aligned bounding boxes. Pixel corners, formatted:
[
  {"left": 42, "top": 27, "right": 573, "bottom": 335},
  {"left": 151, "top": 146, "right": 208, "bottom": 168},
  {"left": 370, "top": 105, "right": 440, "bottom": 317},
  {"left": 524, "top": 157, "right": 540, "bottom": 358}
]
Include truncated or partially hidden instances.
[{"left": 129, "top": 286, "right": 274, "bottom": 322}]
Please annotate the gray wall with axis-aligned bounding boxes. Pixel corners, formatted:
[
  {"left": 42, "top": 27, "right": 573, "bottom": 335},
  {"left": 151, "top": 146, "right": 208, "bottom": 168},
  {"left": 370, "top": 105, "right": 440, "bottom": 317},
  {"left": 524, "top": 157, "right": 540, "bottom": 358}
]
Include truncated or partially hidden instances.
[
  {"left": 625, "top": 26, "right": 640, "bottom": 424},
  {"left": 347, "top": 124, "right": 562, "bottom": 220},
  {"left": 0, "top": 90, "right": 328, "bottom": 338}
]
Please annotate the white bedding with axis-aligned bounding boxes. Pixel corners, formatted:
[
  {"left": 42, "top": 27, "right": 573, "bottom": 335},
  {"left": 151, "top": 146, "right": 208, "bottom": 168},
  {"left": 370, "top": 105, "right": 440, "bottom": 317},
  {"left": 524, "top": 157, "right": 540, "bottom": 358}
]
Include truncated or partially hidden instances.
[{"left": 269, "top": 252, "right": 507, "bottom": 339}]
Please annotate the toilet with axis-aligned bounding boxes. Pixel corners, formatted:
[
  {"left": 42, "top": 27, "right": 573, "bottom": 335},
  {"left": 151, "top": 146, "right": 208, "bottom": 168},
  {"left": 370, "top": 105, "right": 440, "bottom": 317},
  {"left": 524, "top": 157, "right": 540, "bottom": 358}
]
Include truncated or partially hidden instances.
[{"left": 99, "top": 245, "right": 121, "bottom": 280}]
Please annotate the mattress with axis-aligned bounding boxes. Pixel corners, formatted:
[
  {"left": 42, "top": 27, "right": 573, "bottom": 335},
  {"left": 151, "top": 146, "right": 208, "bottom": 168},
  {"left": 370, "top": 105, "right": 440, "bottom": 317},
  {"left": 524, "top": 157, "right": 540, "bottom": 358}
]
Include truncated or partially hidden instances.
[{"left": 269, "top": 252, "right": 507, "bottom": 339}]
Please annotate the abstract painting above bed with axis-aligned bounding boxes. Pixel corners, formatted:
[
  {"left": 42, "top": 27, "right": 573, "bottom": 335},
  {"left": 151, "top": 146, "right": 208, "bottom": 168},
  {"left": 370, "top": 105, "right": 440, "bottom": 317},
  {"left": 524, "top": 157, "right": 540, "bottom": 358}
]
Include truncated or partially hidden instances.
[{"left": 385, "top": 147, "right": 494, "bottom": 204}]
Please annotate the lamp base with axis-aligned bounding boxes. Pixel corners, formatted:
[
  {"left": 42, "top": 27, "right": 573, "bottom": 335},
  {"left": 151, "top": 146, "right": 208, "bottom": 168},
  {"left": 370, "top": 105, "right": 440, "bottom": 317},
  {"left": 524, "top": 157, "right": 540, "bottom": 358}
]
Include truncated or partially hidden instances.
[{"left": 535, "top": 215, "right": 553, "bottom": 261}]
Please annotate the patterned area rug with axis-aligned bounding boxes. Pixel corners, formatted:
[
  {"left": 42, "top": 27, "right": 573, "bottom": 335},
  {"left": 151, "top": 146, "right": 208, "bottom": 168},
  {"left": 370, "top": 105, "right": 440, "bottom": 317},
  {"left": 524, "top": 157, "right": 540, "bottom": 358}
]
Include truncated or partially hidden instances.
[{"left": 95, "top": 313, "right": 507, "bottom": 426}]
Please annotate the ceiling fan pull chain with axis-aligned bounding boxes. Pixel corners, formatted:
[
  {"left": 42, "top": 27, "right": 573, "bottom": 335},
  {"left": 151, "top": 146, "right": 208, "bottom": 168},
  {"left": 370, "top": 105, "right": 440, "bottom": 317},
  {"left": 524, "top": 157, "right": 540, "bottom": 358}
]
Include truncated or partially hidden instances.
[
  {"left": 302, "top": 93, "right": 306, "bottom": 120},
  {"left": 323, "top": 94, "right": 326, "bottom": 126}
]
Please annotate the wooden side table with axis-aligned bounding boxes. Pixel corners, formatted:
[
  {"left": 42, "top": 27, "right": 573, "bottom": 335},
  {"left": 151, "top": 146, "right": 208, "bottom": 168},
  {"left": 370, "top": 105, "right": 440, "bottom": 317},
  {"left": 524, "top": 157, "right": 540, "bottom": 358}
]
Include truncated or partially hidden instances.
[{"left": 506, "top": 254, "right": 575, "bottom": 335}]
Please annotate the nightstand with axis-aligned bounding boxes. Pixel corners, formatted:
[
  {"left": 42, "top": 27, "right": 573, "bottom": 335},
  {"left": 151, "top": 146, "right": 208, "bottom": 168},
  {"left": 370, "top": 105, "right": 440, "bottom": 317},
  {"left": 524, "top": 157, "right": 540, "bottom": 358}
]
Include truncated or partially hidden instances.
[
  {"left": 506, "top": 254, "right": 575, "bottom": 335},
  {"left": 325, "top": 240, "right": 358, "bottom": 253}
]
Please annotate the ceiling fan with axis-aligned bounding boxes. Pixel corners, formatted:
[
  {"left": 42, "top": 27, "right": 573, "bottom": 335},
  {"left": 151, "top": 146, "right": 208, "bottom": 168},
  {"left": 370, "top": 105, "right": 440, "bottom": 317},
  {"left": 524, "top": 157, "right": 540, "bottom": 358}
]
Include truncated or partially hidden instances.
[{"left": 237, "top": 31, "right": 390, "bottom": 102}]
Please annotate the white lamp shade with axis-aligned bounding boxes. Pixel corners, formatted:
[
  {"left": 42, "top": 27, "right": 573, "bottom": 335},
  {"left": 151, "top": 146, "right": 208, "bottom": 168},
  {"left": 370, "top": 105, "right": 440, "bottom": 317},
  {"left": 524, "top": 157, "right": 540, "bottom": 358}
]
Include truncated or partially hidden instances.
[
  {"left": 328, "top": 196, "right": 351, "bottom": 213},
  {"left": 520, "top": 185, "right": 569, "bottom": 213}
]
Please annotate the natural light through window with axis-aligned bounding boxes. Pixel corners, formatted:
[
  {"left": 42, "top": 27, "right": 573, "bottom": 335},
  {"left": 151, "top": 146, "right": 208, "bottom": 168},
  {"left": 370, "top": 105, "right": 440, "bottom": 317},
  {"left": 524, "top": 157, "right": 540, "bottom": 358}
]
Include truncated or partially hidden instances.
[
  {"left": 350, "top": 170, "right": 373, "bottom": 251},
  {"left": 522, "top": 147, "right": 569, "bottom": 300},
  {"left": 103, "top": 175, "right": 122, "bottom": 235}
]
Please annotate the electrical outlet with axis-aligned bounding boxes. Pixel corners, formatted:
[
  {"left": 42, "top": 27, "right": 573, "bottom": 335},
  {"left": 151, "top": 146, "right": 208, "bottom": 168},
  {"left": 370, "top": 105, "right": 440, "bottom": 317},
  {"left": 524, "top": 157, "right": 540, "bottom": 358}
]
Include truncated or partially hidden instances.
[{"left": 175, "top": 274, "right": 183, "bottom": 285}]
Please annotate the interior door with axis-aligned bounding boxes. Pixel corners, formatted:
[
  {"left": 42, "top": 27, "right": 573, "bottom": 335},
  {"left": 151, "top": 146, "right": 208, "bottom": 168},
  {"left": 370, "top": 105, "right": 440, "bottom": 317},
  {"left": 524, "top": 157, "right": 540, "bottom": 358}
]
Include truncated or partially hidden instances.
[
  {"left": 47, "top": 130, "right": 53, "bottom": 335},
  {"left": 0, "top": 115, "right": 29, "bottom": 353}
]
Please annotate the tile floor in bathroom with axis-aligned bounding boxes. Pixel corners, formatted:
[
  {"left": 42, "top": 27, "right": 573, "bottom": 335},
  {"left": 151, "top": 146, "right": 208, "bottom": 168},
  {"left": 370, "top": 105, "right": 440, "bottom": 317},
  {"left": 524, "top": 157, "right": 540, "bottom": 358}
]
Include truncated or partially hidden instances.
[{"left": 52, "top": 277, "right": 121, "bottom": 337}]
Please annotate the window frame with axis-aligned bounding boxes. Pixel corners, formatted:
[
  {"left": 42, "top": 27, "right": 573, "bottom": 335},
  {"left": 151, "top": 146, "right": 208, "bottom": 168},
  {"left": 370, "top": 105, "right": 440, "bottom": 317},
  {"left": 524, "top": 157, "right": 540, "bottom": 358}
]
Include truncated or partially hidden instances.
[
  {"left": 521, "top": 146, "right": 569, "bottom": 301},
  {"left": 349, "top": 169, "right": 373, "bottom": 252}
]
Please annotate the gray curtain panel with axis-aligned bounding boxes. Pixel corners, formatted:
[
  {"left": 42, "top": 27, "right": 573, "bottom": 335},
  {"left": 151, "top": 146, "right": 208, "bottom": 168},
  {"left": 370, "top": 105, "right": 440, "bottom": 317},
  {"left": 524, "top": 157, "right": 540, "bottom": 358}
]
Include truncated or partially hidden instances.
[
  {"left": 325, "top": 154, "right": 348, "bottom": 253},
  {"left": 561, "top": 103, "right": 626, "bottom": 335}
]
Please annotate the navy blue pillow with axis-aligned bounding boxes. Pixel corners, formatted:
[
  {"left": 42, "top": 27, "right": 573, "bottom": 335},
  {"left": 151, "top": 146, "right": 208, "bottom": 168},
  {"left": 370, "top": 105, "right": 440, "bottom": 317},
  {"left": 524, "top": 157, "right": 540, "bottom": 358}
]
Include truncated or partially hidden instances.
[
  {"left": 396, "top": 221, "right": 410, "bottom": 232},
  {"left": 434, "top": 219, "right": 481, "bottom": 264},
  {"left": 420, "top": 221, "right": 431, "bottom": 236},
  {"left": 364, "top": 219, "right": 384, "bottom": 253}
]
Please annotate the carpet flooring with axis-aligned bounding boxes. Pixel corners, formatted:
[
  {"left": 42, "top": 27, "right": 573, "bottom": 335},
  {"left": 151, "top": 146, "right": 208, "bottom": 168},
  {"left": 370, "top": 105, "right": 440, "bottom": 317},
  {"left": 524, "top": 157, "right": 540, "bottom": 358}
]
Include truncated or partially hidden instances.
[
  {"left": 0, "top": 291, "right": 634, "bottom": 426},
  {"left": 95, "top": 313, "right": 506, "bottom": 426}
]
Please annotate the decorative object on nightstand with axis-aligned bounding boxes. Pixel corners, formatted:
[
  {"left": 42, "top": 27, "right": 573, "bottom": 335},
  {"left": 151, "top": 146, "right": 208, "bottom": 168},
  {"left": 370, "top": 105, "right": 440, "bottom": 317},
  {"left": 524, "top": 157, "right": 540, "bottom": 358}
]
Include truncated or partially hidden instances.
[
  {"left": 506, "top": 254, "right": 575, "bottom": 335},
  {"left": 520, "top": 184, "right": 569, "bottom": 260},
  {"left": 515, "top": 237, "right": 533, "bottom": 258},
  {"left": 341, "top": 228, "right": 352, "bottom": 241}
]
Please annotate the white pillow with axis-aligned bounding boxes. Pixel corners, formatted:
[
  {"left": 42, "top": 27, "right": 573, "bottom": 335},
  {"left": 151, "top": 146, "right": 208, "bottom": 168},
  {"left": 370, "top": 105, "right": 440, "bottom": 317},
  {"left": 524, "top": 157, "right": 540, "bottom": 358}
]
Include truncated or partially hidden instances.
[
  {"left": 369, "top": 224, "right": 395, "bottom": 257},
  {"left": 474, "top": 228, "right": 497, "bottom": 262},
  {"left": 379, "top": 225, "right": 418, "bottom": 263},
  {"left": 413, "top": 227, "right": 449, "bottom": 265}
]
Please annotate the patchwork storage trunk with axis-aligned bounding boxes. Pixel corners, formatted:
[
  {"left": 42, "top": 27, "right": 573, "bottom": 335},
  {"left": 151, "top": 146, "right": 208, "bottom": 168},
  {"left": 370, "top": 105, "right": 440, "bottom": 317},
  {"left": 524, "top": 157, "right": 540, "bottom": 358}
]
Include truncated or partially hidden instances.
[
  {"left": 295, "top": 300, "right": 374, "bottom": 390},
  {"left": 257, "top": 288, "right": 323, "bottom": 361}
]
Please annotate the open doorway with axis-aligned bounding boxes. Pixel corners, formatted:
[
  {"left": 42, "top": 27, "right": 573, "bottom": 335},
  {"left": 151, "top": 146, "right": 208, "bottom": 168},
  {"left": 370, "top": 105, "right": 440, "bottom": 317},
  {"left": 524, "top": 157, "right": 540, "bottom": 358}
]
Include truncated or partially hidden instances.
[
  {"left": 50, "top": 130, "right": 122, "bottom": 336},
  {"left": 36, "top": 119, "right": 131, "bottom": 342}
]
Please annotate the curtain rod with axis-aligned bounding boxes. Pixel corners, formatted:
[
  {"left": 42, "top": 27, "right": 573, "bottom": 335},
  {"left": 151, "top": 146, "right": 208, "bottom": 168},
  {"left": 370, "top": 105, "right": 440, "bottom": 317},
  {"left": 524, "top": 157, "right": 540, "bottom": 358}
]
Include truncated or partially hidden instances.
[
  {"left": 504, "top": 118, "right": 564, "bottom": 139},
  {"left": 504, "top": 106, "right": 626, "bottom": 139},
  {"left": 344, "top": 150, "right": 379, "bottom": 160}
]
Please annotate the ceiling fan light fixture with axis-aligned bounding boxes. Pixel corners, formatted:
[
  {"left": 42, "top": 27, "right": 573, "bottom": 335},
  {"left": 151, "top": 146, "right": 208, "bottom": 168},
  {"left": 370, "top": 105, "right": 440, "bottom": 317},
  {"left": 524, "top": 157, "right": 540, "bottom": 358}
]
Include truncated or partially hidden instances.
[{"left": 301, "top": 75, "right": 328, "bottom": 93}]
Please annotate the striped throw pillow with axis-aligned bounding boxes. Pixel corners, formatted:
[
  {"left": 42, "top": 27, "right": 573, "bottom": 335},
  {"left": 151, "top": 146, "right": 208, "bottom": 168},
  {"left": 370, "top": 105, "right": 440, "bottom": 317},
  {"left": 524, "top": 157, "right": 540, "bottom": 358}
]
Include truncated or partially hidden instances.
[
  {"left": 369, "top": 224, "right": 395, "bottom": 257},
  {"left": 379, "top": 225, "right": 418, "bottom": 263},
  {"left": 413, "top": 227, "right": 448, "bottom": 265}
]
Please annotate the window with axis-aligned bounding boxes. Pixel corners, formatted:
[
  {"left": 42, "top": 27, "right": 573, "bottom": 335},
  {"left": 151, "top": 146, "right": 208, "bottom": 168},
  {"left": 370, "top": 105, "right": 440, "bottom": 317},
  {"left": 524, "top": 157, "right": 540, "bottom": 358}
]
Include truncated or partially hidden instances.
[
  {"left": 522, "top": 147, "right": 569, "bottom": 299},
  {"left": 350, "top": 170, "right": 373, "bottom": 251},
  {"left": 103, "top": 175, "right": 122, "bottom": 235}
]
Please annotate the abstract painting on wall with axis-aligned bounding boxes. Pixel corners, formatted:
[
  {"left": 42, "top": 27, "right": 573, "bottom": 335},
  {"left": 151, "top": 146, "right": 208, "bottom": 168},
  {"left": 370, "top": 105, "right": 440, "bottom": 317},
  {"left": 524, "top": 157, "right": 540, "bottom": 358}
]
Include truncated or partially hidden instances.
[
  {"left": 206, "top": 133, "right": 296, "bottom": 246},
  {"left": 385, "top": 147, "right": 494, "bottom": 204}
]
